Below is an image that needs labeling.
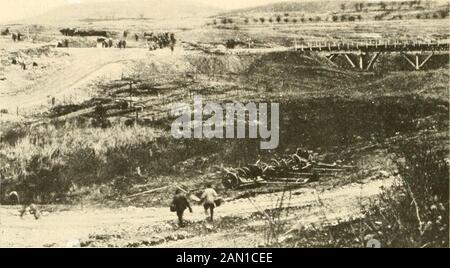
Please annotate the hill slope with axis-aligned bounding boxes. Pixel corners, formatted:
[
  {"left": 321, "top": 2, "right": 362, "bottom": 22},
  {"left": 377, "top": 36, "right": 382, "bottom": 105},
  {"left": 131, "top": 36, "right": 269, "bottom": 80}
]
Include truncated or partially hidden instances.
[
  {"left": 29, "top": 0, "right": 222, "bottom": 23},
  {"left": 222, "top": 0, "right": 448, "bottom": 15}
]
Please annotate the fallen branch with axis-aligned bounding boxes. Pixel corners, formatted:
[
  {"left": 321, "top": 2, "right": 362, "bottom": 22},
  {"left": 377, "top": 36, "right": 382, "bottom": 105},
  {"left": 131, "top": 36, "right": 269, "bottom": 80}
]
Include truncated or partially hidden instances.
[{"left": 125, "top": 185, "right": 172, "bottom": 199}]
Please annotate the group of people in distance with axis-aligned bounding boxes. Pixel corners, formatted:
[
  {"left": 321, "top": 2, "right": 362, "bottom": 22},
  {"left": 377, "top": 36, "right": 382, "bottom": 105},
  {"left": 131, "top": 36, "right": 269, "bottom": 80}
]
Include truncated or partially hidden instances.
[
  {"left": 55, "top": 29, "right": 177, "bottom": 51},
  {"left": 171, "top": 184, "right": 220, "bottom": 227},
  {"left": 145, "top": 32, "right": 176, "bottom": 51},
  {"left": 11, "top": 32, "right": 24, "bottom": 42}
]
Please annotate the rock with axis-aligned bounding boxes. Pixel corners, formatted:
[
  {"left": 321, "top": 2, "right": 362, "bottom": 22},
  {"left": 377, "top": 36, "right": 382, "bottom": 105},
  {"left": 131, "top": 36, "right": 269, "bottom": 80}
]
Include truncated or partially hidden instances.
[
  {"left": 378, "top": 170, "right": 390, "bottom": 178},
  {"left": 166, "top": 234, "right": 178, "bottom": 241},
  {"left": 177, "top": 231, "right": 189, "bottom": 240},
  {"left": 364, "top": 234, "right": 375, "bottom": 241},
  {"left": 163, "top": 223, "right": 173, "bottom": 230},
  {"left": 66, "top": 239, "right": 81, "bottom": 248}
]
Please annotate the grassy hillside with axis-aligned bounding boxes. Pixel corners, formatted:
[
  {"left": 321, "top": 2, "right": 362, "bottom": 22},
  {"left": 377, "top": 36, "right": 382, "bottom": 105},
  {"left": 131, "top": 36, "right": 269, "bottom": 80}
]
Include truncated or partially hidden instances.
[
  {"left": 0, "top": 51, "right": 448, "bottom": 205},
  {"left": 223, "top": 0, "right": 448, "bottom": 15},
  {"left": 213, "top": 0, "right": 449, "bottom": 25}
]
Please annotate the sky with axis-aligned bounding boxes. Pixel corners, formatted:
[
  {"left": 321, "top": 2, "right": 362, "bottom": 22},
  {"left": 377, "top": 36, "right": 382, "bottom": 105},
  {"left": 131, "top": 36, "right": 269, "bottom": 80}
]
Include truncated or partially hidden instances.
[{"left": 0, "top": 0, "right": 299, "bottom": 22}]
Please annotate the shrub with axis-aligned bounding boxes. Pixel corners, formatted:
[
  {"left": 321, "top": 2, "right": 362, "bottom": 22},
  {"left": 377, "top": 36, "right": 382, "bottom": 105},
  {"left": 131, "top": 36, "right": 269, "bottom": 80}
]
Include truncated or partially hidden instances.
[
  {"left": 362, "top": 138, "right": 449, "bottom": 247},
  {"left": 1, "top": 127, "right": 27, "bottom": 146}
]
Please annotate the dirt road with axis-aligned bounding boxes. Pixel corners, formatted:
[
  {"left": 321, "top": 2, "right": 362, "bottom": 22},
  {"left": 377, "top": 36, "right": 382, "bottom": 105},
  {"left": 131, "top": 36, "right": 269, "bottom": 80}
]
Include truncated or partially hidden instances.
[
  {"left": 0, "top": 47, "right": 182, "bottom": 116},
  {"left": 0, "top": 178, "right": 392, "bottom": 247}
]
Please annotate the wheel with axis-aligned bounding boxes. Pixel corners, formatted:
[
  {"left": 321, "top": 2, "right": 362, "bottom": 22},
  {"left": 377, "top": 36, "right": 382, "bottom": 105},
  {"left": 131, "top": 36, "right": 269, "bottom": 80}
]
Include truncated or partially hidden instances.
[{"left": 222, "top": 173, "right": 240, "bottom": 189}]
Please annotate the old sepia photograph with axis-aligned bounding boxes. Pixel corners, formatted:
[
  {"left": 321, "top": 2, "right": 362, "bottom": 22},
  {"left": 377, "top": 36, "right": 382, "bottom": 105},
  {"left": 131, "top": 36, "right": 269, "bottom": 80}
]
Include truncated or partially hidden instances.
[{"left": 0, "top": 0, "right": 449, "bottom": 249}]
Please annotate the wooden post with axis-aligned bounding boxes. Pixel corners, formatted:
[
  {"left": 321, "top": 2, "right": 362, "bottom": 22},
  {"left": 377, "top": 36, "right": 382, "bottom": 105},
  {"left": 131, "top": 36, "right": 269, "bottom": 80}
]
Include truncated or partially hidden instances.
[
  {"left": 401, "top": 53, "right": 418, "bottom": 70},
  {"left": 129, "top": 82, "right": 133, "bottom": 109},
  {"left": 135, "top": 109, "right": 139, "bottom": 126},
  {"left": 415, "top": 54, "right": 420, "bottom": 70},
  {"left": 366, "top": 52, "right": 380, "bottom": 70},
  {"left": 359, "top": 54, "right": 364, "bottom": 70},
  {"left": 344, "top": 54, "right": 356, "bottom": 68},
  {"left": 325, "top": 54, "right": 338, "bottom": 66},
  {"left": 419, "top": 53, "right": 433, "bottom": 69}
]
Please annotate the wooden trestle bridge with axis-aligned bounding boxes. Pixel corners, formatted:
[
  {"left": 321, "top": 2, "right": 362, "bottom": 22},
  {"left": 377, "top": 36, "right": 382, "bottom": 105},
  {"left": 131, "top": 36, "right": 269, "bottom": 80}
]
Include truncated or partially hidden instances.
[{"left": 294, "top": 39, "right": 449, "bottom": 70}]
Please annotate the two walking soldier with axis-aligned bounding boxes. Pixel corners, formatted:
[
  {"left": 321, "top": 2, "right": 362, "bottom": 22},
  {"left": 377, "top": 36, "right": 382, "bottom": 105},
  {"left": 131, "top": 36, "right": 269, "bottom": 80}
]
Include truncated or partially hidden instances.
[{"left": 170, "top": 184, "right": 222, "bottom": 226}]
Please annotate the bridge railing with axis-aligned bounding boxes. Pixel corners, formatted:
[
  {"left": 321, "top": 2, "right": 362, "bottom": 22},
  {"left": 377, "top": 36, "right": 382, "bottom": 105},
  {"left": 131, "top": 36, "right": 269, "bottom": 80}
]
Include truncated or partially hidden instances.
[{"left": 294, "top": 39, "right": 450, "bottom": 52}]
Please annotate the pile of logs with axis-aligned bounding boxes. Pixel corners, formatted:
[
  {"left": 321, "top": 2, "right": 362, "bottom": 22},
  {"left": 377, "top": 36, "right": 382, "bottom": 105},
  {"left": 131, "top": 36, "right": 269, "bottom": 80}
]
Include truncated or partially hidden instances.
[{"left": 222, "top": 149, "right": 355, "bottom": 189}]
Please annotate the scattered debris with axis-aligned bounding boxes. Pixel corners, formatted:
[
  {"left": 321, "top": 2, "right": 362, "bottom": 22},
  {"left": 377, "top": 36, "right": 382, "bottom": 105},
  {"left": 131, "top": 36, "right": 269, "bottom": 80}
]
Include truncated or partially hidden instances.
[{"left": 222, "top": 148, "right": 356, "bottom": 189}]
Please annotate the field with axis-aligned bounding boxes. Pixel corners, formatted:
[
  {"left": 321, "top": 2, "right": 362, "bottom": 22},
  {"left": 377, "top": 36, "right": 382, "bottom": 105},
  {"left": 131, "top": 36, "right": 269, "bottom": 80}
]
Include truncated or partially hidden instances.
[{"left": 0, "top": 1, "right": 449, "bottom": 248}]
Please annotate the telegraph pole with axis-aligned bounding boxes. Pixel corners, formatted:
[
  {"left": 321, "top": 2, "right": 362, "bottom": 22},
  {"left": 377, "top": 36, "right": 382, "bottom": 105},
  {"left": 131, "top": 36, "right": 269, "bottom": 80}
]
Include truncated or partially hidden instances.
[{"left": 129, "top": 81, "right": 133, "bottom": 109}]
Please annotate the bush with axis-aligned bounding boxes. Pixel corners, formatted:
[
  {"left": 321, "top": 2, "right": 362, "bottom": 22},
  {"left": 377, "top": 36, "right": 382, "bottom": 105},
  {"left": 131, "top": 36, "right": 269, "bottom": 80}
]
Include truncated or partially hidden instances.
[
  {"left": 19, "top": 155, "right": 68, "bottom": 203},
  {"left": 1, "top": 127, "right": 27, "bottom": 146},
  {"left": 283, "top": 136, "right": 449, "bottom": 248},
  {"left": 91, "top": 105, "right": 111, "bottom": 129},
  {"left": 362, "top": 138, "right": 449, "bottom": 247}
]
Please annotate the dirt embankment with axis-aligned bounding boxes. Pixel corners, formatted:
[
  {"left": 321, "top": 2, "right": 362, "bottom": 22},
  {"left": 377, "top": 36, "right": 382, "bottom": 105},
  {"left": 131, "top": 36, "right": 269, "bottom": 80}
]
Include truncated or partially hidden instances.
[{"left": 0, "top": 47, "right": 165, "bottom": 116}]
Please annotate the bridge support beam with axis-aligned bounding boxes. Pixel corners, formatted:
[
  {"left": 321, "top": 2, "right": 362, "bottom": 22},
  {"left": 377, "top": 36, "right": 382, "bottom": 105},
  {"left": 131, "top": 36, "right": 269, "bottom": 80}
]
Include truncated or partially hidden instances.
[
  {"left": 366, "top": 52, "right": 381, "bottom": 71},
  {"left": 324, "top": 52, "right": 382, "bottom": 71},
  {"left": 343, "top": 54, "right": 357, "bottom": 68},
  {"left": 401, "top": 53, "right": 434, "bottom": 70},
  {"left": 324, "top": 54, "right": 338, "bottom": 66},
  {"left": 344, "top": 53, "right": 367, "bottom": 70},
  {"left": 359, "top": 54, "right": 364, "bottom": 70},
  {"left": 339, "top": 53, "right": 378, "bottom": 70}
]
